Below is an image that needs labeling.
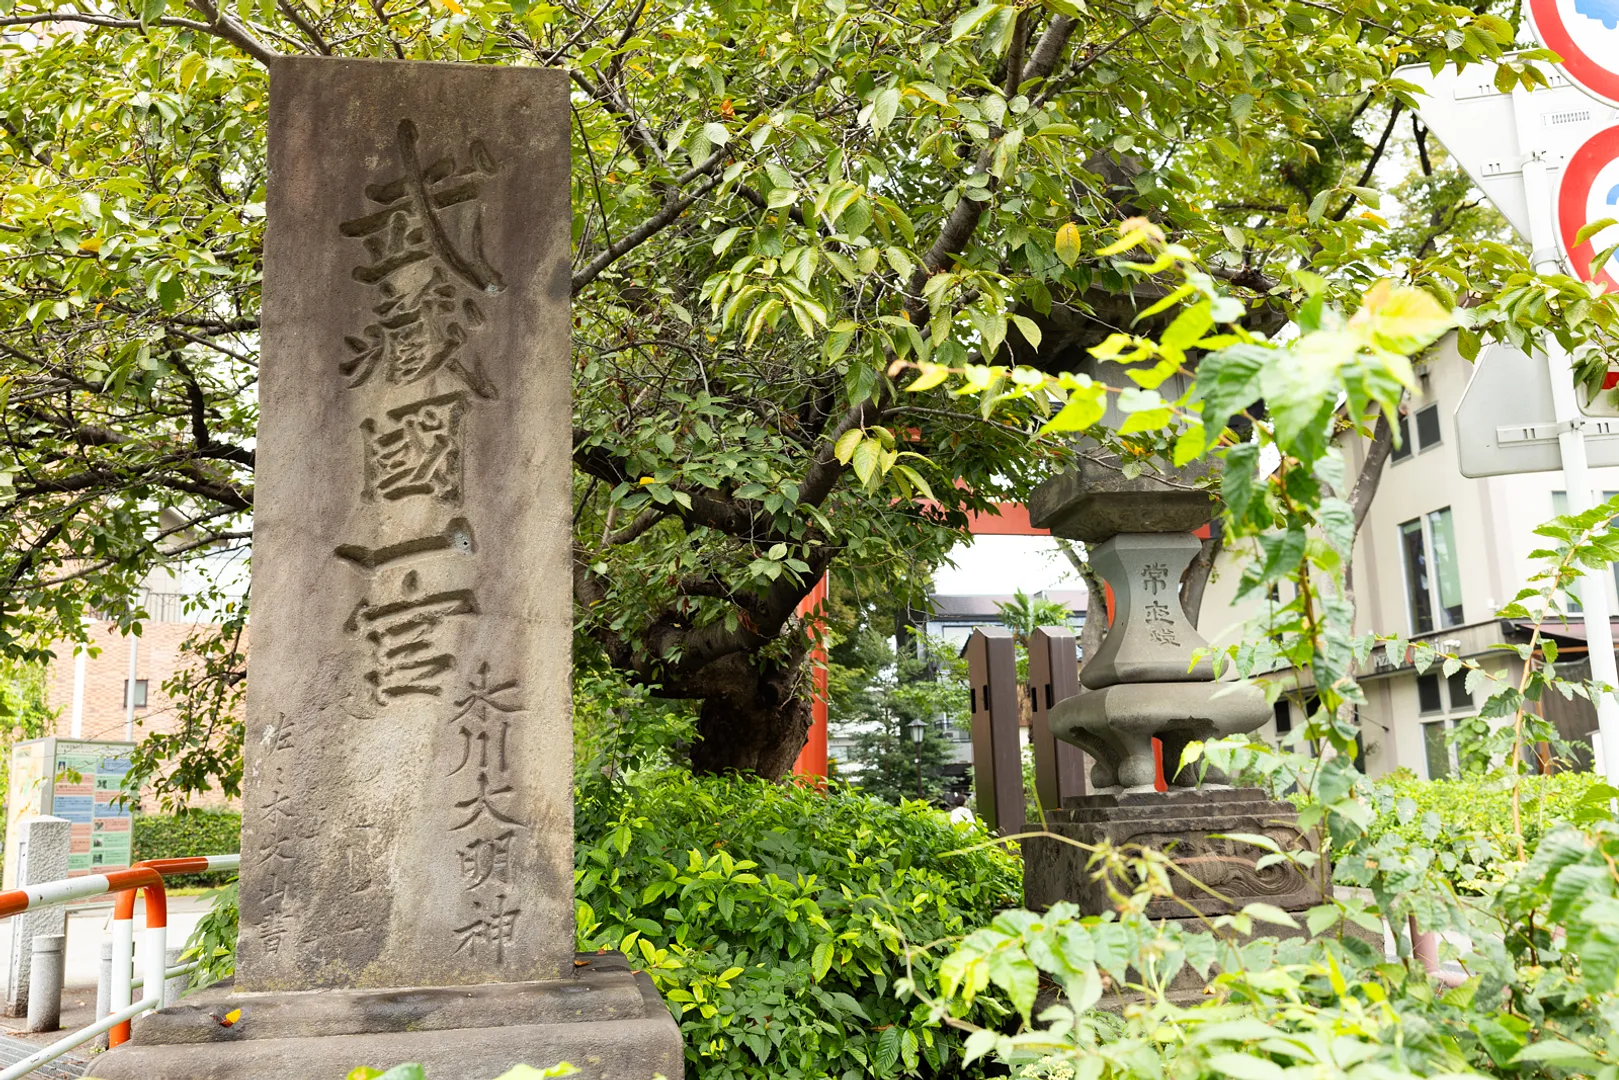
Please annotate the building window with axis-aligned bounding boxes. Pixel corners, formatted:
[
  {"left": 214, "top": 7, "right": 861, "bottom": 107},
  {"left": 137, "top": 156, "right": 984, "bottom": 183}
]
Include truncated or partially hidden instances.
[
  {"left": 1273, "top": 699, "right": 1292, "bottom": 735},
  {"left": 1416, "top": 673, "right": 1443, "bottom": 713},
  {"left": 1400, "top": 508, "right": 1464, "bottom": 634},
  {"left": 1447, "top": 670, "right": 1471, "bottom": 711},
  {"left": 1392, "top": 412, "right": 1412, "bottom": 462},
  {"left": 1391, "top": 403, "right": 1443, "bottom": 463},
  {"left": 1423, "top": 720, "right": 1451, "bottom": 779},
  {"left": 124, "top": 679, "right": 148, "bottom": 710},
  {"left": 1414, "top": 403, "right": 1443, "bottom": 451}
]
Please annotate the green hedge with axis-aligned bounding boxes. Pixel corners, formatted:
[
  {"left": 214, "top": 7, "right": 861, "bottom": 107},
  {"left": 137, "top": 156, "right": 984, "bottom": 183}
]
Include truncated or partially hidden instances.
[
  {"left": 133, "top": 809, "right": 241, "bottom": 887},
  {"left": 1345, "top": 770, "right": 1603, "bottom": 893},
  {"left": 575, "top": 771, "right": 1022, "bottom": 1080}
]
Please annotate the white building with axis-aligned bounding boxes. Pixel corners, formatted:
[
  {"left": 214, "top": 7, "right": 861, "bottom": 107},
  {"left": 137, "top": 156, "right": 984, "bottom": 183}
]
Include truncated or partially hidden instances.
[{"left": 1203, "top": 333, "right": 1614, "bottom": 779}]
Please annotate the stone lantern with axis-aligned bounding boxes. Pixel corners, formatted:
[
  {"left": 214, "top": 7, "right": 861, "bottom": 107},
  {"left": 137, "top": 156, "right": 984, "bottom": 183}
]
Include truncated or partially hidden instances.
[{"left": 1020, "top": 453, "right": 1327, "bottom": 923}]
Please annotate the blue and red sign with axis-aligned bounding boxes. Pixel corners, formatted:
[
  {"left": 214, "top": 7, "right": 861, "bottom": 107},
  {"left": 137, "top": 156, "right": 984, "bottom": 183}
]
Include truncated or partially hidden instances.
[
  {"left": 1531, "top": 0, "right": 1619, "bottom": 105},
  {"left": 1557, "top": 124, "right": 1619, "bottom": 291}
]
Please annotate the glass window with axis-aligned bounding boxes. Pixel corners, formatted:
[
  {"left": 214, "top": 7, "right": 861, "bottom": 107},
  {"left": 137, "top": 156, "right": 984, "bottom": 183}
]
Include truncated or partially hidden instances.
[
  {"left": 1392, "top": 411, "right": 1412, "bottom": 462},
  {"left": 1401, "top": 517, "right": 1434, "bottom": 634},
  {"left": 1417, "top": 673, "right": 1443, "bottom": 713},
  {"left": 1426, "top": 508, "right": 1464, "bottom": 628},
  {"left": 1423, "top": 721, "right": 1451, "bottom": 779},
  {"left": 124, "top": 679, "right": 148, "bottom": 709},
  {"left": 1447, "top": 670, "right": 1471, "bottom": 711},
  {"left": 1552, "top": 491, "right": 1586, "bottom": 611},
  {"left": 1414, "top": 403, "right": 1442, "bottom": 450},
  {"left": 1273, "top": 699, "right": 1292, "bottom": 734}
]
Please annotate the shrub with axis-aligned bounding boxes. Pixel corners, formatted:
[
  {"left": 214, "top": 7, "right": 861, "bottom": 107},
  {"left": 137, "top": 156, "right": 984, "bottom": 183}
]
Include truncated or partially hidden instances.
[
  {"left": 132, "top": 809, "right": 241, "bottom": 887},
  {"left": 574, "top": 770, "right": 1021, "bottom": 1080},
  {"left": 1345, "top": 770, "right": 1603, "bottom": 893}
]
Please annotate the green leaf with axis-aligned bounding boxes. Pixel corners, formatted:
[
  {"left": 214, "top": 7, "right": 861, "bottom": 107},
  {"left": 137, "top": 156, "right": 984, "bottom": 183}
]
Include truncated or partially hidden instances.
[
  {"left": 1575, "top": 217, "right": 1618, "bottom": 248},
  {"left": 141, "top": 0, "right": 168, "bottom": 27},
  {"left": 1206, "top": 1053, "right": 1285, "bottom": 1080},
  {"left": 1173, "top": 423, "right": 1206, "bottom": 466},
  {"left": 1010, "top": 314, "right": 1042, "bottom": 350},
  {"left": 1041, "top": 386, "right": 1106, "bottom": 433},
  {"left": 874, "top": 1025, "right": 902, "bottom": 1074},
  {"left": 1195, "top": 344, "right": 1269, "bottom": 435},
  {"left": 374, "top": 1067, "right": 427, "bottom": 1080},
  {"left": 851, "top": 438, "right": 882, "bottom": 486},
  {"left": 1355, "top": 281, "right": 1455, "bottom": 354},
  {"left": 812, "top": 940, "right": 834, "bottom": 981},
  {"left": 872, "top": 86, "right": 901, "bottom": 132},
  {"left": 834, "top": 428, "right": 863, "bottom": 464},
  {"left": 1511, "top": 1041, "right": 1605, "bottom": 1070},
  {"left": 894, "top": 464, "right": 936, "bottom": 501},
  {"left": 1240, "top": 902, "right": 1299, "bottom": 928},
  {"left": 962, "top": 1028, "right": 999, "bottom": 1065}
]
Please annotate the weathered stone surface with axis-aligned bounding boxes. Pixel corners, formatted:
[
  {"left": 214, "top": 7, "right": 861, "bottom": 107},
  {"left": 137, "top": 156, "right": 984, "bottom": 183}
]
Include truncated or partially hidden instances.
[
  {"left": 88, "top": 959, "right": 683, "bottom": 1080},
  {"left": 1028, "top": 456, "right": 1214, "bottom": 543},
  {"left": 240, "top": 56, "right": 574, "bottom": 992},
  {"left": 1080, "top": 533, "right": 1212, "bottom": 689},
  {"left": 1022, "top": 789, "right": 1325, "bottom": 918},
  {"left": 4, "top": 816, "right": 69, "bottom": 1017},
  {"left": 1047, "top": 681, "right": 1268, "bottom": 790}
]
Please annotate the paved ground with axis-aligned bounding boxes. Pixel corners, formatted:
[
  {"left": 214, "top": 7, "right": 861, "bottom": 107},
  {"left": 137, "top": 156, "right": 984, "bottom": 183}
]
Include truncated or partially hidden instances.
[{"left": 0, "top": 1035, "right": 87, "bottom": 1078}]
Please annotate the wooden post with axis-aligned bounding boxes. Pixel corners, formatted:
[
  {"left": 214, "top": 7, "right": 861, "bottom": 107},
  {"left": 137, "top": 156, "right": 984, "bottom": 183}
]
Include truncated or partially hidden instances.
[
  {"left": 1028, "top": 627, "right": 1087, "bottom": 812},
  {"left": 965, "top": 627, "right": 1025, "bottom": 836}
]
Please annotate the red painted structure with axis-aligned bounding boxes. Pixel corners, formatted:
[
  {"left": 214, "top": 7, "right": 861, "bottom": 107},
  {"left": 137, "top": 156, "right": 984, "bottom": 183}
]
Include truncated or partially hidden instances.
[
  {"left": 791, "top": 575, "right": 830, "bottom": 779},
  {"left": 789, "top": 501, "right": 1198, "bottom": 780}
]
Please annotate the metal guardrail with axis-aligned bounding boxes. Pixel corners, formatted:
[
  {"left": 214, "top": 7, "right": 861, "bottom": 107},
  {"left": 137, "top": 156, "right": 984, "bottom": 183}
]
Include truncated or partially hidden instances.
[{"left": 0, "top": 854, "right": 240, "bottom": 1080}]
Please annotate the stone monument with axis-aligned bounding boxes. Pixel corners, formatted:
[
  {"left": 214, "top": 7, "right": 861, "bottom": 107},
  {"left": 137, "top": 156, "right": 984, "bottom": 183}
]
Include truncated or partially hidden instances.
[
  {"left": 1021, "top": 454, "right": 1326, "bottom": 924},
  {"left": 92, "top": 57, "right": 683, "bottom": 1079}
]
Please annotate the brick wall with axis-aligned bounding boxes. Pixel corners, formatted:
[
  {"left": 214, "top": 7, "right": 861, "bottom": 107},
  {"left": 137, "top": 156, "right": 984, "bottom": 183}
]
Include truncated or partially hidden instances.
[{"left": 41, "top": 619, "right": 247, "bottom": 808}]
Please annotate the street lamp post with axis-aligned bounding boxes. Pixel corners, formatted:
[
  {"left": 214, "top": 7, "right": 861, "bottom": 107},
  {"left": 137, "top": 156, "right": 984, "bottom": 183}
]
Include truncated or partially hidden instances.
[{"left": 907, "top": 718, "right": 925, "bottom": 802}]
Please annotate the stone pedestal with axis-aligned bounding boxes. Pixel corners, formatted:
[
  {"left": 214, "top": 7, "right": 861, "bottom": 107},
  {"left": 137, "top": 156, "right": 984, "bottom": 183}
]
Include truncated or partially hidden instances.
[
  {"left": 88, "top": 953, "right": 683, "bottom": 1080},
  {"left": 93, "top": 56, "right": 680, "bottom": 1079},
  {"left": 1023, "top": 789, "right": 1324, "bottom": 918}
]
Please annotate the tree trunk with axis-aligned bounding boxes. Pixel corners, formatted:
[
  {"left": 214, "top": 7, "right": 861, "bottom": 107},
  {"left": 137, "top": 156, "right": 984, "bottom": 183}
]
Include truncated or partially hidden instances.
[{"left": 685, "top": 665, "right": 813, "bottom": 779}]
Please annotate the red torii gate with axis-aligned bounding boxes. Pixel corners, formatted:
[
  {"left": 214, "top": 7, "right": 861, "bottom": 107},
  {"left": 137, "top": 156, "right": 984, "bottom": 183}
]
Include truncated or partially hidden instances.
[{"left": 791, "top": 503, "right": 1050, "bottom": 778}]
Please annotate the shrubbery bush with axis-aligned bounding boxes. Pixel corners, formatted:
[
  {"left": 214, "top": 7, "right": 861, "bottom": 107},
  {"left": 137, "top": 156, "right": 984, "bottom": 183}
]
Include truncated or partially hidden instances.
[
  {"left": 1346, "top": 770, "right": 1603, "bottom": 892},
  {"left": 575, "top": 770, "right": 1021, "bottom": 1080},
  {"left": 133, "top": 809, "right": 241, "bottom": 887}
]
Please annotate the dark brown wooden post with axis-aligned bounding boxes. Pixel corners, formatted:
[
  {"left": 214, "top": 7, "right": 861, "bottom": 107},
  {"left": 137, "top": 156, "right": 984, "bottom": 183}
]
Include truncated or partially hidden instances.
[
  {"left": 965, "top": 627, "right": 1025, "bottom": 836},
  {"left": 1028, "top": 626, "right": 1087, "bottom": 812}
]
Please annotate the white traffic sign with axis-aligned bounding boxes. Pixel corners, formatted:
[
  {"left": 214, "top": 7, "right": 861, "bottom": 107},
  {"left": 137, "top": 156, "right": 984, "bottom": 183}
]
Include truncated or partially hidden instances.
[
  {"left": 1454, "top": 341, "right": 1619, "bottom": 477},
  {"left": 1529, "top": 0, "right": 1619, "bottom": 107},
  {"left": 1392, "top": 57, "right": 1619, "bottom": 243}
]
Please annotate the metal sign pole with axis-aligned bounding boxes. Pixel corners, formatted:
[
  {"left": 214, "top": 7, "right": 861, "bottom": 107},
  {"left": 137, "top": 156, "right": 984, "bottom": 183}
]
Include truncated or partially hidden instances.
[{"left": 1514, "top": 88, "right": 1619, "bottom": 783}]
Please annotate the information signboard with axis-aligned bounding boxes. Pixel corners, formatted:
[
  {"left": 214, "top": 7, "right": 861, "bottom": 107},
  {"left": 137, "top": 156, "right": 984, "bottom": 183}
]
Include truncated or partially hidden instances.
[{"left": 1, "top": 737, "right": 136, "bottom": 890}]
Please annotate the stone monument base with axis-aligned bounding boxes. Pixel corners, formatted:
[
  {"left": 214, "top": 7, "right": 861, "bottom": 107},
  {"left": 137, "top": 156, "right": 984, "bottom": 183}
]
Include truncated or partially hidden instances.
[
  {"left": 88, "top": 952, "right": 683, "bottom": 1080},
  {"left": 1023, "top": 788, "right": 1324, "bottom": 918}
]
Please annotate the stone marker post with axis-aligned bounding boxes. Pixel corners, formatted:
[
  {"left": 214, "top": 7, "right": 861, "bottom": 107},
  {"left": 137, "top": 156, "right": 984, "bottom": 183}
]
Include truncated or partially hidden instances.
[
  {"left": 94, "top": 56, "right": 682, "bottom": 1080},
  {"left": 4, "top": 815, "right": 69, "bottom": 1018}
]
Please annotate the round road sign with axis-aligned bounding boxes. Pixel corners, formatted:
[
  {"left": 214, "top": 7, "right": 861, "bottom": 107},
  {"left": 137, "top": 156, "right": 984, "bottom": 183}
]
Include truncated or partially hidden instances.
[
  {"left": 1556, "top": 124, "right": 1619, "bottom": 290},
  {"left": 1531, "top": 0, "right": 1619, "bottom": 106}
]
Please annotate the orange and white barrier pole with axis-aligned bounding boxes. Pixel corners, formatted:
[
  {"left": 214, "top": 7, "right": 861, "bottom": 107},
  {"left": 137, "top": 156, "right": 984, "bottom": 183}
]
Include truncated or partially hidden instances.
[{"left": 109, "top": 855, "right": 240, "bottom": 1046}]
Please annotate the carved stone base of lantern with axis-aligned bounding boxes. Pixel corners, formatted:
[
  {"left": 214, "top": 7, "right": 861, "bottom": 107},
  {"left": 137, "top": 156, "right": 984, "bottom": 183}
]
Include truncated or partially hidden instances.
[
  {"left": 88, "top": 951, "right": 684, "bottom": 1080},
  {"left": 1048, "top": 681, "right": 1269, "bottom": 792},
  {"left": 1022, "top": 788, "right": 1325, "bottom": 919}
]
